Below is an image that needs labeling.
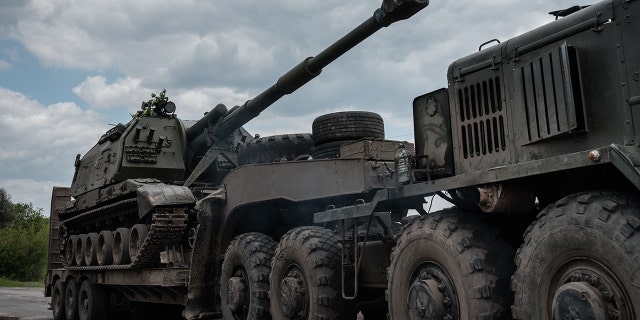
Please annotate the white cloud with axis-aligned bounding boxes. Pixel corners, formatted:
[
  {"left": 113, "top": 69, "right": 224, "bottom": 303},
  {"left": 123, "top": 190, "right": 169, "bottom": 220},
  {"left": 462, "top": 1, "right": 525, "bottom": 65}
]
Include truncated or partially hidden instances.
[
  {"left": 0, "top": 60, "right": 10, "bottom": 72},
  {"left": 0, "top": 87, "right": 109, "bottom": 213},
  {"left": 0, "top": 0, "right": 587, "bottom": 214},
  {"left": 0, "top": 178, "right": 64, "bottom": 214},
  {"left": 72, "top": 76, "right": 144, "bottom": 109}
]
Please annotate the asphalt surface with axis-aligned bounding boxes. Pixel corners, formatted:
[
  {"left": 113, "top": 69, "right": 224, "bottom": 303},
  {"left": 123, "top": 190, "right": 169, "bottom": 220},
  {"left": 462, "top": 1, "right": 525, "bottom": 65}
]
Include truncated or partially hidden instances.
[
  {"left": 0, "top": 287, "right": 52, "bottom": 320},
  {"left": 0, "top": 287, "right": 366, "bottom": 320}
]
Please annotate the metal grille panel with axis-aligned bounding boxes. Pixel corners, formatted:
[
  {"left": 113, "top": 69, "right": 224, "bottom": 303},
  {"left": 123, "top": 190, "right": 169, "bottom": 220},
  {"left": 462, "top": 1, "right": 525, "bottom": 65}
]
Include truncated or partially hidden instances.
[{"left": 457, "top": 77, "right": 507, "bottom": 159}]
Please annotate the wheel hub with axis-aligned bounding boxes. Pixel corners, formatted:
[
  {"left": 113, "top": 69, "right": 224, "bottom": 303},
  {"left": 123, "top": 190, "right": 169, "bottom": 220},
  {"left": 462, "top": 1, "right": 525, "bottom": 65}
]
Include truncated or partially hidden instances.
[
  {"left": 407, "top": 278, "right": 445, "bottom": 319},
  {"left": 279, "top": 269, "right": 306, "bottom": 318},
  {"left": 553, "top": 282, "right": 608, "bottom": 320},
  {"left": 227, "top": 275, "right": 247, "bottom": 314}
]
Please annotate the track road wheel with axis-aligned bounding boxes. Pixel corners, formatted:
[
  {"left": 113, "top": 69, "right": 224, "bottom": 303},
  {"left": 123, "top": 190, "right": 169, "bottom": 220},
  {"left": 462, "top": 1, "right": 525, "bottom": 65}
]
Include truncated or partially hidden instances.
[
  {"left": 52, "top": 279, "right": 66, "bottom": 320},
  {"left": 220, "top": 232, "right": 276, "bottom": 319},
  {"left": 96, "top": 231, "right": 113, "bottom": 266},
  {"left": 65, "top": 280, "right": 79, "bottom": 320},
  {"left": 113, "top": 228, "right": 131, "bottom": 265},
  {"left": 387, "top": 209, "right": 515, "bottom": 320},
  {"left": 512, "top": 191, "right": 640, "bottom": 319},
  {"left": 84, "top": 233, "right": 99, "bottom": 266},
  {"left": 129, "top": 224, "right": 148, "bottom": 261},
  {"left": 66, "top": 236, "right": 78, "bottom": 266},
  {"left": 270, "top": 226, "right": 353, "bottom": 320},
  {"left": 78, "top": 281, "right": 108, "bottom": 320}
]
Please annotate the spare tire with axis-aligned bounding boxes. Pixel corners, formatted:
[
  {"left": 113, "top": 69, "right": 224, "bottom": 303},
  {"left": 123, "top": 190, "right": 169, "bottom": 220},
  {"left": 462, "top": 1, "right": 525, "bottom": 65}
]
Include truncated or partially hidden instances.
[
  {"left": 237, "top": 133, "right": 313, "bottom": 165},
  {"left": 311, "top": 140, "right": 356, "bottom": 160},
  {"left": 312, "top": 111, "right": 384, "bottom": 145}
]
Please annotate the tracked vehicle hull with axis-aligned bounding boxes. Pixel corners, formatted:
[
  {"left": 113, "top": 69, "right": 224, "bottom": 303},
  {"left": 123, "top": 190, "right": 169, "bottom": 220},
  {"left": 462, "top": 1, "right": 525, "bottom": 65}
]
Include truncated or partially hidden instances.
[{"left": 59, "top": 180, "right": 195, "bottom": 269}]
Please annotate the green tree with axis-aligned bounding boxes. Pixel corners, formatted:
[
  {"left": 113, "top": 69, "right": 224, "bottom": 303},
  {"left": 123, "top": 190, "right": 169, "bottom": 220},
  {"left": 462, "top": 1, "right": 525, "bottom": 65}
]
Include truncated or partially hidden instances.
[
  {"left": 0, "top": 190, "right": 49, "bottom": 281},
  {"left": 0, "top": 188, "right": 15, "bottom": 228}
]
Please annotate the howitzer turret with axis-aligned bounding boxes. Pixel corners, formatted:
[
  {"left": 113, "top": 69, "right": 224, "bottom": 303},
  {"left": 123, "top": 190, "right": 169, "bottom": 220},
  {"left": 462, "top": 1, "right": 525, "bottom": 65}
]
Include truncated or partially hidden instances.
[
  {"left": 183, "top": 0, "right": 429, "bottom": 186},
  {"left": 56, "top": 0, "right": 428, "bottom": 273}
]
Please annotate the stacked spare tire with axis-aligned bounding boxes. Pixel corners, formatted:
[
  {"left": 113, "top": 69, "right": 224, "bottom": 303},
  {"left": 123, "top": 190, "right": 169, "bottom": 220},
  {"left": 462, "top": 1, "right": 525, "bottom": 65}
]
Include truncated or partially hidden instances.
[
  {"left": 311, "top": 111, "right": 385, "bottom": 159},
  {"left": 236, "top": 111, "right": 385, "bottom": 164}
]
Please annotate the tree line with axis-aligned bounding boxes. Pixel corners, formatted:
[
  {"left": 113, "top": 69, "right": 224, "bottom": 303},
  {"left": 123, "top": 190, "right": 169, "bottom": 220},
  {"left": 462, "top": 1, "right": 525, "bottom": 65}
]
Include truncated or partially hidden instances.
[{"left": 0, "top": 188, "right": 49, "bottom": 281}]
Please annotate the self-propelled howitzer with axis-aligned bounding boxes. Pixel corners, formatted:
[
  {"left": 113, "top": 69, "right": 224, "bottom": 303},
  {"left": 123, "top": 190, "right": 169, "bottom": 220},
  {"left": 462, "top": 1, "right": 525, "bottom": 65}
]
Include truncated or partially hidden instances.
[
  {"left": 55, "top": 0, "right": 428, "bottom": 275},
  {"left": 183, "top": 0, "right": 429, "bottom": 187}
]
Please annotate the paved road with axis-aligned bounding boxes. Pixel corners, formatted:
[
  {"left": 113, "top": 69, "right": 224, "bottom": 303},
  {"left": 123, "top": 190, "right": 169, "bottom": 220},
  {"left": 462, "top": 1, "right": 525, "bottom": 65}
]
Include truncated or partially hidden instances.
[{"left": 0, "top": 287, "right": 52, "bottom": 320}]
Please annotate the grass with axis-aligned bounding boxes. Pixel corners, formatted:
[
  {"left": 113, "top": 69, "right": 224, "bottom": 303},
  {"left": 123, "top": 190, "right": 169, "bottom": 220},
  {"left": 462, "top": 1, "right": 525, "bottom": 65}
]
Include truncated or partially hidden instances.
[{"left": 0, "top": 277, "right": 43, "bottom": 288}]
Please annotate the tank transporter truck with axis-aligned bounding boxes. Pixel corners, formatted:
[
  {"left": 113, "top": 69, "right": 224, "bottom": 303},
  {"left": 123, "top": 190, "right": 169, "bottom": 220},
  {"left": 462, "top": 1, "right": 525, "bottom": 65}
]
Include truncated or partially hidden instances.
[{"left": 46, "top": 0, "right": 640, "bottom": 319}]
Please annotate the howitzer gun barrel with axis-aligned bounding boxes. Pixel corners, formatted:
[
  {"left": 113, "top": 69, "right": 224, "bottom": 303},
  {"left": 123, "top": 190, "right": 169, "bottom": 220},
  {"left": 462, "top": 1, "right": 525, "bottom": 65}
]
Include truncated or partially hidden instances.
[
  {"left": 184, "top": 0, "right": 428, "bottom": 187},
  {"left": 212, "top": 0, "right": 429, "bottom": 137}
]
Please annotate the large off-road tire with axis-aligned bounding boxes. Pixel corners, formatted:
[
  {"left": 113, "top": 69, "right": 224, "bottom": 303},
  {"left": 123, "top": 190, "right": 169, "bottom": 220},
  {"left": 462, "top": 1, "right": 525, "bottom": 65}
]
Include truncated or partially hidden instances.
[
  {"left": 387, "top": 209, "right": 514, "bottom": 320},
  {"left": 78, "top": 280, "right": 108, "bottom": 320},
  {"left": 270, "top": 226, "right": 352, "bottom": 320},
  {"left": 52, "top": 279, "right": 66, "bottom": 320},
  {"left": 65, "top": 280, "right": 79, "bottom": 320},
  {"left": 237, "top": 133, "right": 313, "bottom": 165},
  {"left": 511, "top": 191, "right": 640, "bottom": 319},
  {"left": 220, "top": 232, "right": 276, "bottom": 319},
  {"left": 312, "top": 111, "right": 384, "bottom": 146}
]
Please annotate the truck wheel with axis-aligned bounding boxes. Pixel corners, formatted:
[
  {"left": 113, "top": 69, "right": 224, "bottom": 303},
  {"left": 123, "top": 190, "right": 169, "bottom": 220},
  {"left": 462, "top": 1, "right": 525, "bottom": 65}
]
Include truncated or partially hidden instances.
[
  {"left": 96, "top": 231, "right": 113, "bottom": 266},
  {"left": 270, "top": 226, "right": 352, "bottom": 320},
  {"left": 511, "top": 191, "right": 640, "bottom": 319},
  {"left": 237, "top": 133, "right": 313, "bottom": 165},
  {"left": 84, "top": 233, "right": 99, "bottom": 266},
  {"left": 65, "top": 280, "right": 79, "bottom": 320},
  {"left": 312, "top": 111, "right": 384, "bottom": 145},
  {"left": 220, "top": 232, "right": 276, "bottom": 319},
  {"left": 113, "top": 228, "right": 131, "bottom": 265},
  {"left": 387, "top": 209, "right": 514, "bottom": 319},
  {"left": 52, "top": 279, "right": 66, "bottom": 320},
  {"left": 78, "top": 281, "right": 108, "bottom": 320},
  {"left": 129, "top": 224, "right": 148, "bottom": 262}
]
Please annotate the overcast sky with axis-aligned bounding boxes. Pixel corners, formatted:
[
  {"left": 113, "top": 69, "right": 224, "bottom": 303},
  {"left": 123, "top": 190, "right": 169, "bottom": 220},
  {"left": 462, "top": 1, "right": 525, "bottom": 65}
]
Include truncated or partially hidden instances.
[{"left": 0, "top": 0, "right": 585, "bottom": 214}]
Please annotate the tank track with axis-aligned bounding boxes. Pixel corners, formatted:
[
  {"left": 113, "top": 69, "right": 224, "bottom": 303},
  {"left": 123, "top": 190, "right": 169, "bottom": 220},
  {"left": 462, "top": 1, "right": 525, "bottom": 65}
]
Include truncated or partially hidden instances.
[
  {"left": 61, "top": 197, "right": 138, "bottom": 230},
  {"left": 131, "top": 208, "right": 188, "bottom": 269},
  {"left": 64, "top": 207, "right": 188, "bottom": 271}
]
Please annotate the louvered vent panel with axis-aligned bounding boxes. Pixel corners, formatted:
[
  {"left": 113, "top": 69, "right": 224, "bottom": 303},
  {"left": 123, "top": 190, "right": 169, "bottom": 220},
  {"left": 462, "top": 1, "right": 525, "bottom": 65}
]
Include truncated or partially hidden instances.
[
  {"left": 515, "top": 43, "right": 585, "bottom": 144},
  {"left": 457, "top": 77, "right": 507, "bottom": 159}
]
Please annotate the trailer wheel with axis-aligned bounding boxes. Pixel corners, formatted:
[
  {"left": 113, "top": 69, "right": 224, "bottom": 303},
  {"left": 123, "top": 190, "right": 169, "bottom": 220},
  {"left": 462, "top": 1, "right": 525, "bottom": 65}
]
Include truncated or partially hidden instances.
[
  {"left": 78, "top": 281, "right": 108, "bottom": 320},
  {"left": 113, "top": 228, "right": 131, "bottom": 265},
  {"left": 65, "top": 280, "right": 79, "bottom": 320},
  {"left": 387, "top": 209, "right": 514, "bottom": 320},
  {"left": 237, "top": 133, "right": 313, "bottom": 165},
  {"left": 511, "top": 191, "right": 640, "bottom": 319},
  {"left": 312, "top": 111, "right": 384, "bottom": 145},
  {"left": 270, "top": 226, "right": 352, "bottom": 320},
  {"left": 96, "top": 231, "right": 113, "bottom": 266},
  {"left": 220, "top": 232, "right": 276, "bottom": 319},
  {"left": 52, "top": 279, "right": 66, "bottom": 320}
]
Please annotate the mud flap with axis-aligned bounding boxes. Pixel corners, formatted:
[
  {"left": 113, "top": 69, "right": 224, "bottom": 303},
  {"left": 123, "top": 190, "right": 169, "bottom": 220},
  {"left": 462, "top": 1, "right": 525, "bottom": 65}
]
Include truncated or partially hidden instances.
[{"left": 184, "top": 189, "right": 225, "bottom": 320}]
